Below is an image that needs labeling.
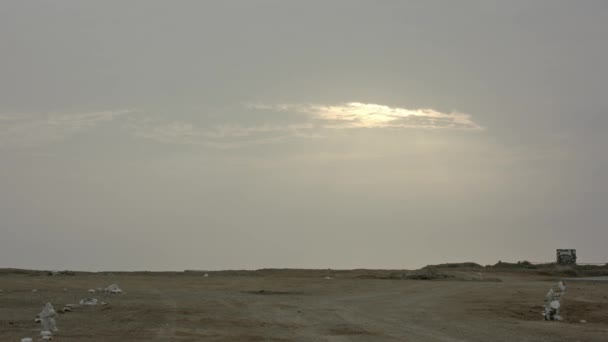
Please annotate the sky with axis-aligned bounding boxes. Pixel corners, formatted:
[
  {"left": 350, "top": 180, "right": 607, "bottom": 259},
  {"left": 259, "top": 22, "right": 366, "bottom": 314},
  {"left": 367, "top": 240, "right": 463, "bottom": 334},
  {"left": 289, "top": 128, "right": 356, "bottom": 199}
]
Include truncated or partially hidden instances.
[{"left": 1, "top": 1, "right": 607, "bottom": 271}]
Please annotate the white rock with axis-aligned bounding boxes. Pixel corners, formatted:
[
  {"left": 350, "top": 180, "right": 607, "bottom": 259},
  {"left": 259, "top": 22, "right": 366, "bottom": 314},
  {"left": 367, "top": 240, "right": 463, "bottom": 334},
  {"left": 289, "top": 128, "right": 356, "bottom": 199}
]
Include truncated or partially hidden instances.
[
  {"left": 21, "top": 338, "right": 33, "bottom": 342},
  {"left": 105, "top": 284, "right": 123, "bottom": 294},
  {"left": 204, "top": 273, "right": 209, "bottom": 277},
  {"left": 550, "top": 300, "right": 561, "bottom": 310},
  {"left": 580, "top": 319, "right": 587, "bottom": 323},
  {"left": 88, "top": 289, "right": 96, "bottom": 293}
]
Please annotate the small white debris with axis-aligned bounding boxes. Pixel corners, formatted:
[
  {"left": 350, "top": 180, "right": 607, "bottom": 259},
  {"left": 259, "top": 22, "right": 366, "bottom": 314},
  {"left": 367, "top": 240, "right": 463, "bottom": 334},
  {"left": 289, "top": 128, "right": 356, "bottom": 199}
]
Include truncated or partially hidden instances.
[
  {"left": 203, "top": 273, "right": 209, "bottom": 277},
  {"left": 65, "top": 303, "right": 78, "bottom": 308},
  {"left": 558, "top": 280, "right": 566, "bottom": 292},
  {"left": 324, "top": 276, "right": 333, "bottom": 280},
  {"left": 62, "top": 306, "right": 72, "bottom": 313},
  {"left": 101, "top": 301, "right": 108, "bottom": 306},
  {"left": 21, "top": 338, "right": 33, "bottom": 342},
  {"left": 35, "top": 318, "right": 41, "bottom": 323},
  {"left": 32, "top": 289, "right": 38, "bottom": 292},
  {"left": 105, "top": 284, "right": 123, "bottom": 294},
  {"left": 79, "top": 298, "right": 98, "bottom": 305},
  {"left": 88, "top": 289, "right": 96, "bottom": 293},
  {"left": 580, "top": 319, "right": 587, "bottom": 323},
  {"left": 41, "top": 329, "right": 54, "bottom": 339}
]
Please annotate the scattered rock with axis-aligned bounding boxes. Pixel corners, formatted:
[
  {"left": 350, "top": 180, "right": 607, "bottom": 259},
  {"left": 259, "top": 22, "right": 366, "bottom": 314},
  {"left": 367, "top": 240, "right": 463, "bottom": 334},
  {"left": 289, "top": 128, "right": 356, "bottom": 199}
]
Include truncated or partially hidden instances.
[
  {"left": 79, "top": 298, "right": 98, "bottom": 305},
  {"left": 105, "top": 284, "right": 123, "bottom": 294},
  {"left": 41, "top": 330, "right": 53, "bottom": 340}
]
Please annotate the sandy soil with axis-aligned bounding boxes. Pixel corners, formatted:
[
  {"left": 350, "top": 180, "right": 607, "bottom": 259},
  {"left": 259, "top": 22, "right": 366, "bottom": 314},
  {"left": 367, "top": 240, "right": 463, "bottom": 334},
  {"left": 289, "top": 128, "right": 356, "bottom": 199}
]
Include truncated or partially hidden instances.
[{"left": 1, "top": 269, "right": 607, "bottom": 341}]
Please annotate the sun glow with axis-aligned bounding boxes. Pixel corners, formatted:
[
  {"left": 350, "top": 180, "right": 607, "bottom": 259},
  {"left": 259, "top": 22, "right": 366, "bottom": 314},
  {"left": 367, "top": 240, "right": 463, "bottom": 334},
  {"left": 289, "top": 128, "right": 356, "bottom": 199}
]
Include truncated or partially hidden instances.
[{"left": 254, "top": 102, "right": 482, "bottom": 130}]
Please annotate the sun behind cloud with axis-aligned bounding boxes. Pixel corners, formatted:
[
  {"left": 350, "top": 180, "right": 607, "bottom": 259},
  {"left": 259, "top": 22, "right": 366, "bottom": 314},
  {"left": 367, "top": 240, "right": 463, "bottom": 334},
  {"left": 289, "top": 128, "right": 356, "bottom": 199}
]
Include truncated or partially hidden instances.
[{"left": 250, "top": 102, "right": 482, "bottom": 130}]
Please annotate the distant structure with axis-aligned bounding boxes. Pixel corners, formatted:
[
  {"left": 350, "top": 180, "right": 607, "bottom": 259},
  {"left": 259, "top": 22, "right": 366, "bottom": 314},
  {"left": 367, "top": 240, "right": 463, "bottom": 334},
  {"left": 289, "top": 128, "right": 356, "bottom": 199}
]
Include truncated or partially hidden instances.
[{"left": 556, "top": 249, "right": 577, "bottom": 265}]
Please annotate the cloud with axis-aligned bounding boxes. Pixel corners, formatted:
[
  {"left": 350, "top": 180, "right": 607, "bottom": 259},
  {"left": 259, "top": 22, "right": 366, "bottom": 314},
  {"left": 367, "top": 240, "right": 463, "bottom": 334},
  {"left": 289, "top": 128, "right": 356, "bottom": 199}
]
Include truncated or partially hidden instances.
[
  {"left": 251, "top": 102, "right": 482, "bottom": 130},
  {"left": 126, "top": 118, "right": 319, "bottom": 149},
  {"left": 1, "top": 102, "right": 479, "bottom": 149},
  {"left": 127, "top": 102, "right": 481, "bottom": 148},
  {"left": 0, "top": 110, "right": 133, "bottom": 147}
]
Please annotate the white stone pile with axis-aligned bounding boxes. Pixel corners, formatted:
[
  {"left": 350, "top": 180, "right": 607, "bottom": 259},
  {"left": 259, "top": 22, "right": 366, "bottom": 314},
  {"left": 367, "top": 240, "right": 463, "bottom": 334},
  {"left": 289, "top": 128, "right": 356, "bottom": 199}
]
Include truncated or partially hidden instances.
[
  {"left": 38, "top": 302, "right": 58, "bottom": 339},
  {"left": 544, "top": 280, "right": 567, "bottom": 321}
]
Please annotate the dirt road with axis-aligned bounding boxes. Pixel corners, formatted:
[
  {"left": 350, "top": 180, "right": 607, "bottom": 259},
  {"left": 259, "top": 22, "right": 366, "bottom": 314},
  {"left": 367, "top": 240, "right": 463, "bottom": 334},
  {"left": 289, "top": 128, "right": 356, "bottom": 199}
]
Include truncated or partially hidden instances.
[{"left": 1, "top": 270, "right": 607, "bottom": 341}]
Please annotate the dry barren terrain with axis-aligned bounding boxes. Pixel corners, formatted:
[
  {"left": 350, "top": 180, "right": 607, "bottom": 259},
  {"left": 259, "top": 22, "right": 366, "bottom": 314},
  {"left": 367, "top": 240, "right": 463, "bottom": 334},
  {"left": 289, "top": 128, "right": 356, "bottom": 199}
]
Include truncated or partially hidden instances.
[{"left": 1, "top": 265, "right": 607, "bottom": 341}]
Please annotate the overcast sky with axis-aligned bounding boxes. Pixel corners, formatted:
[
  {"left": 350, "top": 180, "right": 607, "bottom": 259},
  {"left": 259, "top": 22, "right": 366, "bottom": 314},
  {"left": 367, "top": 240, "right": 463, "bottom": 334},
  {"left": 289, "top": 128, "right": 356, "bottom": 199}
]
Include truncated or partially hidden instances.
[{"left": 1, "top": 1, "right": 607, "bottom": 271}]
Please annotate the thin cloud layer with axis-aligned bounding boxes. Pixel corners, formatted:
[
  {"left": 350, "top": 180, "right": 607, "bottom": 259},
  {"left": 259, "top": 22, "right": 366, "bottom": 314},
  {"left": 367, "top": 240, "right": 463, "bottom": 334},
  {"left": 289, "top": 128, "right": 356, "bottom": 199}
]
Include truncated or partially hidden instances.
[
  {"left": 127, "top": 118, "right": 317, "bottom": 148},
  {"left": 128, "top": 102, "right": 481, "bottom": 148},
  {"left": 252, "top": 102, "right": 482, "bottom": 130},
  {"left": 1, "top": 103, "right": 480, "bottom": 148},
  {"left": 0, "top": 110, "right": 132, "bottom": 147}
]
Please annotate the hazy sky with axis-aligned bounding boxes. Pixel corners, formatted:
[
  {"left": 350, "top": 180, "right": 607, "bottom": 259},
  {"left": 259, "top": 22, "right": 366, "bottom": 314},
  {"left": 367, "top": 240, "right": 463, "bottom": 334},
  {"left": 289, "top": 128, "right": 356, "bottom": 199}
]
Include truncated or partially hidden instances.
[{"left": 1, "top": 1, "right": 607, "bottom": 271}]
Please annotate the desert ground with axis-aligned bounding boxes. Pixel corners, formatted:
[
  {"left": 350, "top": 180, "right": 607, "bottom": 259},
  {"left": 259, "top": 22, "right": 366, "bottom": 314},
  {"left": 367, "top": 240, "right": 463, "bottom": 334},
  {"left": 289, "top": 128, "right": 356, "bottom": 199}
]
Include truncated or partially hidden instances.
[{"left": 1, "top": 264, "right": 608, "bottom": 341}]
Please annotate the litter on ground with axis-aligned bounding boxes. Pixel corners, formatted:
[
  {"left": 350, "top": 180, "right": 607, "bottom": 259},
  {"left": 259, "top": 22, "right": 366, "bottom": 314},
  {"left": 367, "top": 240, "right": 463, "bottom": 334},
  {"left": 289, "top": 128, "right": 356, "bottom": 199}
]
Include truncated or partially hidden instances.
[
  {"left": 79, "top": 298, "right": 99, "bottom": 305},
  {"left": 105, "top": 284, "right": 123, "bottom": 294},
  {"left": 38, "top": 303, "right": 58, "bottom": 331},
  {"left": 544, "top": 281, "right": 567, "bottom": 321}
]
